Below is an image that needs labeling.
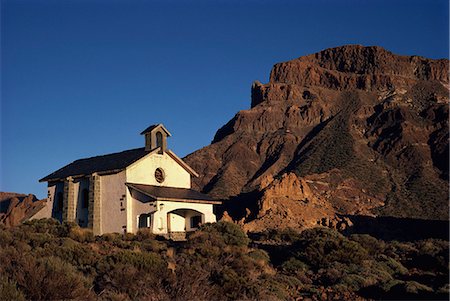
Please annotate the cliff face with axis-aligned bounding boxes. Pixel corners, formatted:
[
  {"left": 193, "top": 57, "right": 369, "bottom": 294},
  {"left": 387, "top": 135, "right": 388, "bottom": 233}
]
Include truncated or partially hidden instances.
[
  {"left": 184, "top": 45, "right": 449, "bottom": 231},
  {"left": 0, "top": 192, "right": 47, "bottom": 227}
]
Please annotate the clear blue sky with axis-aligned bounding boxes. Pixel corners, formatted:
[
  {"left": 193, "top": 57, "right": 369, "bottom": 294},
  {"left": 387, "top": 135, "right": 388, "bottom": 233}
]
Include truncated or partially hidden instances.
[{"left": 1, "top": 0, "right": 448, "bottom": 198}]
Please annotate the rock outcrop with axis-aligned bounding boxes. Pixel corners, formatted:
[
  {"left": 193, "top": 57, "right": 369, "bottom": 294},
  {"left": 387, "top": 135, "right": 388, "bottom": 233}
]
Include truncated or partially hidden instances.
[
  {"left": 185, "top": 45, "right": 449, "bottom": 232},
  {"left": 0, "top": 192, "right": 47, "bottom": 227}
]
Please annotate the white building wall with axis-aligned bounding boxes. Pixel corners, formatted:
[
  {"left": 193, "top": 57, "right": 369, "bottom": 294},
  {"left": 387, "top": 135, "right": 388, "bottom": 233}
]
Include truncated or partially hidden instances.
[
  {"left": 125, "top": 152, "right": 191, "bottom": 188},
  {"left": 168, "top": 212, "right": 186, "bottom": 232},
  {"left": 151, "top": 200, "right": 216, "bottom": 235},
  {"left": 125, "top": 151, "right": 192, "bottom": 233}
]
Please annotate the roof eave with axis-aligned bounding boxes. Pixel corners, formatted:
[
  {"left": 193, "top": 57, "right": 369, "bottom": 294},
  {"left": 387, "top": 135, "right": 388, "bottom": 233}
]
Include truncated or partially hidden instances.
[
  {"left": 125, "top": 183, "right": 220, "bottom": 204},
  {"left": 166, "top": 150, "right": 199, "bottom": 177},
  {"left": 125, "top": 182, "right": 158, "bottom": 200},
  {"left": 155, "top": 197, "right": 221, "bottom": 204},
  {"left": 39, "top": 168, "right": 125, "bottom": 183},
  {"left": 140, "top": 124, "right": 172, "bottom": 136}
]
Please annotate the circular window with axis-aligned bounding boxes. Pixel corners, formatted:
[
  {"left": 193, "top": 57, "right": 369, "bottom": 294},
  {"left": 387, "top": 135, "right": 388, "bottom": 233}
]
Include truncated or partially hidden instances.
[{"left": 155, "top": 168, "right": 165, "bottom": 183}]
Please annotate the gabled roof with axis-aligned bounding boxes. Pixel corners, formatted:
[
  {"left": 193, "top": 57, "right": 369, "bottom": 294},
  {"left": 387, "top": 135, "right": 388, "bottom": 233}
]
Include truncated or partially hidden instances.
[
  {"left": 140, "top": 123, "right": 171, "bottom": 136},
  {"left": 39, "top": 147, "right": 199, "bottom": 182},
  {"left": 39, "top": 148, "right": 149, "bottom": 182},
  {"left": 126, "top": 183, "right": 221, "bottom": 204}
]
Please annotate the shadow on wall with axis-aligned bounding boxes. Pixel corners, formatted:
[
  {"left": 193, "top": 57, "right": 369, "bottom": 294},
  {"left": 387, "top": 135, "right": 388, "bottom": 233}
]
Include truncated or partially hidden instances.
[{"left": 341, "top": 214, "right": 449, "bottom": 241}]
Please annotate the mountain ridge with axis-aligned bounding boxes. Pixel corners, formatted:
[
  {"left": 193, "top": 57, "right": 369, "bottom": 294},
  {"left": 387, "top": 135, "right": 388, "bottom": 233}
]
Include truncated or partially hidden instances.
[{"left": 184, "top": 45, "right": 449, "bottom": 231}]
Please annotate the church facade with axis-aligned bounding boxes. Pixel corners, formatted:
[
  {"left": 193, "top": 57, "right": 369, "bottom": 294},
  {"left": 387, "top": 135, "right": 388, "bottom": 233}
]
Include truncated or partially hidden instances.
[{"left": 39, "top": 124, "right": 219, "bottom": 236}]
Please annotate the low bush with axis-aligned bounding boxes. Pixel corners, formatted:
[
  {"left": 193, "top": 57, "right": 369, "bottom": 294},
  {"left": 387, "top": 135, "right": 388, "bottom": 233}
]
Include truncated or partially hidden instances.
[
  {"left": 69, "top": 226, "right": 95, "bottom": 243},
  {"left": 0, "top": 220, "right": 447, "bottom": 300},
  {"left": 292, "top": 227, "right": 369, "bottom": 268},
  {"left": 189, "top": 221, "right": 250, "bottom": 248},
  {"left": 0, "top": 276, "right": 25, "bottom": 301}
]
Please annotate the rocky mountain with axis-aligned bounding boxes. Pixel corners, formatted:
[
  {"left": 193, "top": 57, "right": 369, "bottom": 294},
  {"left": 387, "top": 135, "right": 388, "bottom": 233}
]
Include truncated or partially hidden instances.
[
  {"left": 0, "top": 192, "right": 47, "bottom": 227},
  {"left": 184, "top": 45, "right": 449, "bottom": 232}
]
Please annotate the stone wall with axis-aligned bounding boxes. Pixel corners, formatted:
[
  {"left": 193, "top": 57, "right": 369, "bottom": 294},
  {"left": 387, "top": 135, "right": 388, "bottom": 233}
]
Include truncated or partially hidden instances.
[
  {"left": 62, "top": 177, "right": 75, "bottom": 222},
  {"left": 88, "top": 173, "right": 102, "bottom": 235}
]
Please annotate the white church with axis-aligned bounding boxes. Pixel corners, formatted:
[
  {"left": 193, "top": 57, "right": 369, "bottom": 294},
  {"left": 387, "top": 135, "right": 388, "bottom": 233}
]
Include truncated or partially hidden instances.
[{"left": 39, "top": 124, "right": 219, "bottom": 237}]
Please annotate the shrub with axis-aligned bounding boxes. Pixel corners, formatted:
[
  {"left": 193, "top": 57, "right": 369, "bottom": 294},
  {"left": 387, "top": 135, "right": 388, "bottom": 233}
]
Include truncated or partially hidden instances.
[
  {"left": 69, "top": 227, "right": 95, "bottom": 243},
  {"left": 281, "top": 258, "right": 310, "bottom": 274},
  {"left": 98, "top": 233, "right": 133, "bottom": 249},
  {"left": 21, "top": 218, "right": 61, "bottom": 236},
  {"left": 169, "top": 257, "right": 221, "bottom": 300},
  {"left": 293, "top": 227, "right": 369, "bottom": 268},
  {"left": 248, "top": 249, "right": 270, "bottom": 264},
  {"left": 134, "top": 228, "right": 156, "bottom": 241},
  {"left": 101, "top": 249, "right": 166, "bottom": 271},
  {"left": 96, "top": 263, "right": 168, "bottom": 300},
  {"left": 0, "top": 276, "right": 25, "bottom": 301},
  {"left": 393, "top": 280, "right": 433, "bottom": 294},
  {"left": 211, "top": 266, "right": 260, "bottom": 300},
  {"left": 350, "top": 234, "right": 386, "bottom": 256},
  {"left": 54, "top": 238, "right": 99, "bottom": 275},
  {"left": 189, "top": 221, "right": 250, "bottom": 248},
  {"left": 13, "top": 256, "right": 93, "bottom": 300},
  {"left": 377, "top": 255, "right": 408, "bottom": 276},
  {"left": 384, "top": 240, "right": 417, "bottom": 261},
  {"left": 257, "top": 228, "right": 302, "bottom": 243},
  {"left": 0, "top": 230, "right": 13, "bottom": 248}
]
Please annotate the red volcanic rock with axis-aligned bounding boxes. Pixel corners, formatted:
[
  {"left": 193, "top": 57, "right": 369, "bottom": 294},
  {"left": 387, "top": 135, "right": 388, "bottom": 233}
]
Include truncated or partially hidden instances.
[
  {"left": 0, "top": 193, "right": 47, "bottom": 227},
  {"left": 184, "top": 45, "right": 449, "bottom": 232}
]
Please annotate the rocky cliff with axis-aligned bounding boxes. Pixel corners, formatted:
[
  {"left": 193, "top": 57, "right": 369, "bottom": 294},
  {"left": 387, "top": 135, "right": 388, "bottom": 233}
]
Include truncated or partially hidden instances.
[
  {"left": 0, "top": 192, "right": 47, "bottom": 227},
  {"left": 184, "top": 45, "right": 449, "bottom": 231}
]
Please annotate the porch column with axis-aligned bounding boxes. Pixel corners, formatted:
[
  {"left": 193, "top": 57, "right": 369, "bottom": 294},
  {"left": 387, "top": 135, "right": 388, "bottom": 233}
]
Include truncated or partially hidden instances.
[
  {"left": 62, "top": 177, "right": 75, "bottom": 222},
  {"left": 88, "top": 173, "right": 102, "bottom": 235}
]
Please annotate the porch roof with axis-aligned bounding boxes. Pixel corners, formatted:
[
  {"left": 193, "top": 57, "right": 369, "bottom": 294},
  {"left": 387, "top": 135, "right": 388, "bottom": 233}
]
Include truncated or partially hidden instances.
[{"left": 126, "top": 183, "right": 221, "bottom": 204}]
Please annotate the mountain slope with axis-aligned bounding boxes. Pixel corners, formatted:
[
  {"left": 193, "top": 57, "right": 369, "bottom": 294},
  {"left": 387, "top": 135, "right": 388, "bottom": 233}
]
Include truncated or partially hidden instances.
[{"left": 184, "top": 45, "right": 449, "bottom": 231}]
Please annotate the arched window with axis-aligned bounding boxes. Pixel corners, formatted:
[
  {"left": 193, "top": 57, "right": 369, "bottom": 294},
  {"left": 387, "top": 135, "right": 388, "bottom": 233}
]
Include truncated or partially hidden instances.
[
  {"left": 55, "top": 192, "right": 63, "bottom": 212},
  {"left": 81, "top": 189, "right": 89, "bottom": 209},
  {"left": 156, "top": 131, "right": 163, "bottom": 149}
]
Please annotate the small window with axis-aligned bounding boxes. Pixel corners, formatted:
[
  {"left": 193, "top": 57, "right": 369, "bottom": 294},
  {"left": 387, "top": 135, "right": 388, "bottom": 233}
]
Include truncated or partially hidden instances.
[
  {"left": 190, "top": 215, "right": 202, "bottom": 229},
  {"left": 55, "top": 192, "right": 63, "bottom": 212},
  {"left": 155, "top": 168, "right": 165, "bottom": 183},
  {"left": 81, "top": 189, "right": 89, "bottom": 209},
  {"left": 156, "top": 131, "right": 163, "bottom": 149},
  {"left": 138, "top": 214, "right": 151, "bottom": 228}
]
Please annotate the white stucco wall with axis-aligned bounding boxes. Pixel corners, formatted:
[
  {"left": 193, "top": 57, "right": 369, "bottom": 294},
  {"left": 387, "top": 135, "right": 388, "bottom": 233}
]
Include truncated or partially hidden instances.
[
  {"left": 125, "top": 152, "right": 191, "bottom": 189},
  {"left": 151, "top": 200, "right": 216, "bottom": 235},
  {"left": 125, "top": 151, "right": 193, "bottom": 233},
  {"left": 100, "top": 172, "right": 127, "bottom": 234}
]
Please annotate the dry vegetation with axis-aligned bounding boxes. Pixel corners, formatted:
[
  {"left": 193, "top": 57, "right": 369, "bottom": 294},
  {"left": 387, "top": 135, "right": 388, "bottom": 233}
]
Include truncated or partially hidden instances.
[{"left": 0, "top": 219, "right": 448, "bottom": 300}]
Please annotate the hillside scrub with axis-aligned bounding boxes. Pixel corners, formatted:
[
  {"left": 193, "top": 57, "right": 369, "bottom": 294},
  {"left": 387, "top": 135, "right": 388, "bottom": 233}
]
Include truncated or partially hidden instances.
[{"left": 0, "top": 219, "right": 448, "bottom": 300}]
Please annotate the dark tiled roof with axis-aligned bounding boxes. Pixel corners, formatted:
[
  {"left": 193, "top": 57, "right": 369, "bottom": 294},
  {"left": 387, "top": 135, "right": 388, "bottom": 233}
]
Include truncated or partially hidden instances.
[
  {"left": 140, "top": 124, "right": 159, "bottom": 135},
  {"left": 126, "top": 183, "right": 220, "bottom": 204},
  {"left": 40, "top": 148, "right": 148, "bottom": 182},
  {"left": 140, "top": 123, "right": 171, "bottom": 136}
]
